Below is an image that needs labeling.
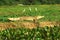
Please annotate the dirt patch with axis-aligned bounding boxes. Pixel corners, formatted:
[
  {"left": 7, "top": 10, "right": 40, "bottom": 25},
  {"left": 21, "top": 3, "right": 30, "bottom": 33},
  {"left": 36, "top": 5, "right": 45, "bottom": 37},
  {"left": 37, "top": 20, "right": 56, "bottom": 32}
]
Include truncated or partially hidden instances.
[
  {"left": 0, "top": 21, "right": 60, "bottom": 31},
  {"left": 39, "top": 21, "right": 60, "bottom": 27},
  {"left": 0, "top": 22, "right": 16, "bottom": 30},
  {"left": 20, "top": 22, "right": 36, "bottom": 29}
]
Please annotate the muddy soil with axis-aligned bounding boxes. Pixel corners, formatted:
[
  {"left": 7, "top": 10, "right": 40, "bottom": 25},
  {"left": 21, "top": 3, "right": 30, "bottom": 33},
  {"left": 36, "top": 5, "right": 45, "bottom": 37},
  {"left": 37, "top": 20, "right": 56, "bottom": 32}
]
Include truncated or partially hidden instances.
[{"left": 0, "top": 21, "right": 60, "bottom": 31}]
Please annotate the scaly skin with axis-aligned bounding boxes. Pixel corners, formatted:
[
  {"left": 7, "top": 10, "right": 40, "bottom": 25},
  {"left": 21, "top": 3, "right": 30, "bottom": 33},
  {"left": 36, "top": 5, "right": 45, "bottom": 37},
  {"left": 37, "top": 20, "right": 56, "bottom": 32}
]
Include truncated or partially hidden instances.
[{"left": 8, "top": 16, "right": 44, "bottom": 21}]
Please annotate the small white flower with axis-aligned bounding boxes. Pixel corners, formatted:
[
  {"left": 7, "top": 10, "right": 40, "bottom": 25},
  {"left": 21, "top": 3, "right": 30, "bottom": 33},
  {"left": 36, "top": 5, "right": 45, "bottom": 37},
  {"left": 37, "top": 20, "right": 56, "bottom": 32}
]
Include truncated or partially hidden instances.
[
  {"left": 35, "top": 8, "right": 38, "bottom": 11},
  {"left": 18, "top": 4, "right": 24, "bottom": 6},
  {"left": 29, "top": 7, "right": 31, "bottom": 11},
  {"left": 22, "top": 9, "right": 25, "bottom": 13}
]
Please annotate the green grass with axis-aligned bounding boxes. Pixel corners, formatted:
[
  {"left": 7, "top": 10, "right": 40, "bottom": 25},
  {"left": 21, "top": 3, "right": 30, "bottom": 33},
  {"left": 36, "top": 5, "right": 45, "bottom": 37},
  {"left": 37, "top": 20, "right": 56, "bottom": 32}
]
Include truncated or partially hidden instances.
[
  {"left": 0, "top": 26, "right": 60, "bottom": 40},
  {"left": 0, "top": 5, "right": 60, "bottom": 22},
  {"left": 0, "top": 5, "right": 60, "bottom": 40}
]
